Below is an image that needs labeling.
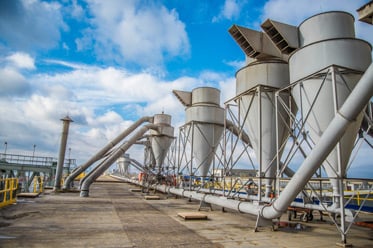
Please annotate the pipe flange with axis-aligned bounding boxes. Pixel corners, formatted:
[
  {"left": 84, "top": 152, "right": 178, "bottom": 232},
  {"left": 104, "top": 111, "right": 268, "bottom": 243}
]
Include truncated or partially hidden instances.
[{"left": 237, "top": 201, "right": 243, "bottom": 213}]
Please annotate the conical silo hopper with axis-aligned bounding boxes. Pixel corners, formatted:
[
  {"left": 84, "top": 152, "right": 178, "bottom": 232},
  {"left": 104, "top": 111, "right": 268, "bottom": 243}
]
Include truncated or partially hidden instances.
[
  {"left": 117, "top": 153, "right": 130, "bottom": 175},
  {"left": 229, "top": 25, "right": 295, "bottom": 197},
  {"left": 149, "top": 113, "right": 174, "bottom": 172},
  {"left": 174, "top": 87, "right": 224, "bottom": 177},
  {"left": 236, "top": 60, "right": 292, "bottom": 196},
  {"left": 288, "top": 12, "right": 372, "bottom": 200}
]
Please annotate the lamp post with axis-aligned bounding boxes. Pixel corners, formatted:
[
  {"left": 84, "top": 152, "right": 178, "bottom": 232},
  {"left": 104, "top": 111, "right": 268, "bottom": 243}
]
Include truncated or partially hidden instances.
[
  {"left": 4, "top": 141, "right": 7, "bottom": 154},
  {"left": 32, "top": 144, "right": 36, "bottom": 157},
  {"left": 68, "top": 147, "right": 71, "bottom": 174}
]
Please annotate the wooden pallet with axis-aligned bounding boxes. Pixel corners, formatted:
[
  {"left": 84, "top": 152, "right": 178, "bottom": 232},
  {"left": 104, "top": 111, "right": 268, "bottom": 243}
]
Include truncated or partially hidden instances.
[
  {"left": 17, "top": 192, "right": 40, "bottom": 198},
  {"left": 144, "top": 195, "right": 160, "bottom": 200},
  {"left": 177, "top": 212, "right": 208, "bottom": 220}
]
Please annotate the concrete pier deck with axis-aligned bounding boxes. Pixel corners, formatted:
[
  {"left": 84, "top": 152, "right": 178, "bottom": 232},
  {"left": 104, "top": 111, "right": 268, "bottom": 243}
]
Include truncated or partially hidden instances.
[{"left": 0, "top": 180, "right": 372, "bottom": 247}]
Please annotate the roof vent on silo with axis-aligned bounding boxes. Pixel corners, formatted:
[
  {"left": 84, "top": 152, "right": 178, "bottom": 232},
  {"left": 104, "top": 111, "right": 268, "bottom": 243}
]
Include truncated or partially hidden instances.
[
  {"left": 228, "top": 25, "right": 283, "bottom": 60},
  {"left": 261, "top": 19, "right": 299, "bottom": 55},
  {"left": 357, "top": 0, "right": 373, "bottom": 24},
  {"left": 172, "top": 90, "right": 192, "bottom": 107}
]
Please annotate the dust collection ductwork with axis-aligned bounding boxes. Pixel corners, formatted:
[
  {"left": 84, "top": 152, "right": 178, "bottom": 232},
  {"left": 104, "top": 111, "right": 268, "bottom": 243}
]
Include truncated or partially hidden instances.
[
  {"left": 63, "top": 116, "right": 154, "bottom": 190},
  {"left": 62, "top": 113, "right": 174, "bottom": 197}
]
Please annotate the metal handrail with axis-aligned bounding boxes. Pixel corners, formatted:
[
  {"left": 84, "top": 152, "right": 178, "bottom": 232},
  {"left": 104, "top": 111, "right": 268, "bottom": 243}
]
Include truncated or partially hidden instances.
[{"left": 0, "top": 178, "right": 18, "bottom": 208}]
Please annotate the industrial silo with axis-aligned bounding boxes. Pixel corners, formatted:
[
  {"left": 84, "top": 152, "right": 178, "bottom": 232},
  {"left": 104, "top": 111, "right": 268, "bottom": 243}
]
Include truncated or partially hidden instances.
[
  {"left": 173, "top": 87, "right": 225, "bottom": 178},
  {"left": 149, "top": 113, "right": 174, "bottom": 172},
  {"left": 229, "top": 25, "right": 295, "bottom": 197},
  {"left": 117, "top": 153, "right": 130, "bottom": 175},
  {"left": 288, "top": 12, "right": 372, "bottom": 204}
]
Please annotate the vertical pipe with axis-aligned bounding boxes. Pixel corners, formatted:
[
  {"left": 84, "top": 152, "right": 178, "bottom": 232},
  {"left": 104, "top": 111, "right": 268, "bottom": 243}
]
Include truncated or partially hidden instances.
[
  {"left": 275, "top": 91, "right": 280, "bottom": 198},
  {"left": 177, "top": 128, "right": 182, "bottom": 185},
  {"left": 190, "top": 123, "right": 194, "bottom": 191},
  {"left": 54, "top": 116, "right": 73, "bottom": 191},
  {"left": 331, "top": 66, "right": 347, "bottom": 243},
  {"left": 258, "top": 86, "right": 263, "bottom": 201},
  {"left": 223, "top": 107, "right": 227, "bottom": 197},
  {"left": 331, "top": 66, "right": 342, "bottom": 207}
]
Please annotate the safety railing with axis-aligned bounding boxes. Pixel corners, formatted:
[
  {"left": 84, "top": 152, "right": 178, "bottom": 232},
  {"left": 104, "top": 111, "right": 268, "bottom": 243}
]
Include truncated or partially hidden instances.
[
  {"left": 0, "top": 153, "right": 77, "bottom": 169},
  {"left": 0, "top": 178, "right": 18, "bottom": 208},
  {"left": 344, "top": 189, "right": 373, "bottom": 212},
  {"left": 33, "top": 176, "right": 44, "bottom": 193}
]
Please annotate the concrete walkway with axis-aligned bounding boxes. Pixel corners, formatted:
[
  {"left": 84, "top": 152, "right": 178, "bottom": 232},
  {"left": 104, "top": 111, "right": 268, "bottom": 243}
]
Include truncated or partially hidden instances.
[{"left": 0, "top": 180, "right": 372, "bottom": 247}]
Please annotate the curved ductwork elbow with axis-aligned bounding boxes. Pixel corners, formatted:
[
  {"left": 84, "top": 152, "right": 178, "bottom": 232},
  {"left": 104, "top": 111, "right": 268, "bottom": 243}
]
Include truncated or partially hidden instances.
[
  {"left": 80, "top": 123, "right": 159, "bottom": 197},
  {"left": 63, "top": 116, "right": 153, "bottom": 190}
]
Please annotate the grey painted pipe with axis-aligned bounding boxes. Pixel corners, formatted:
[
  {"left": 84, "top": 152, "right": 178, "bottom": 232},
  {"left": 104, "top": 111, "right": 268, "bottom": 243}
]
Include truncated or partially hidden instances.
[
  {"left": 361, "top": 102, "right": 373, "bottom": 137},
  {"left": 225, "top": 119, "right": 252, "bottom": 147},
  {"left": 54, "top": 116, "right": 73, "bottom": 191},
  {"left": 129, "top": 158, "right": 146, "bottom": 172},
  {"left": 190, "top": 186, "right": 323, "bottom": 212},
  {"left": 80, "top": 124, "right": 159, "bottom": 197},
  {"left": 261, "top": 63, "right": 373, "bottom": 219},
  {"left": 121, "top": 177, "right": 260, "bottom": 215},
  {"left": 113, "top": 176, "right": 341, "bottom": 215},
  {"left": 79, "top": 154, "right": 113, "bottom": 189},
  {"left": 63, "top": 116, "right": 153, "bottom": 190}
]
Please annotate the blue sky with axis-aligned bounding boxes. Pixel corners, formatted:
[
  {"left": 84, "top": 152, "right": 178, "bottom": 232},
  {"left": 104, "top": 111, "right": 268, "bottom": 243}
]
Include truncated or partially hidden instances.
[{"left": 0, "top": 0, "right": 372, "bottom": 177}]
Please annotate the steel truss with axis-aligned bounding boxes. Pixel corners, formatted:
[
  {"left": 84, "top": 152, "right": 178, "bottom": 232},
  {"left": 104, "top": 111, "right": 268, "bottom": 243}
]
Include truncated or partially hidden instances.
[
  {"left": 176, "top": 121, "right": 225, "bottom": 191},
  {"left": 276, "top": 65, "right": 373, "bottom": 243},
  {"left": 223, "top": 84, "right": 293, "bottom": 201}
]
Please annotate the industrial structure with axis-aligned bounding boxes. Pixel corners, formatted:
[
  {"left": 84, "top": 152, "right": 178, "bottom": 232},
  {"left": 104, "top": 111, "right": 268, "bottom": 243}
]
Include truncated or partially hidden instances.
[
  {"left": 112, "top": 11, "right": 373, "bottom": 245},
  {"left": 1, "top": 7, "right": 373, "bottom": 247}
]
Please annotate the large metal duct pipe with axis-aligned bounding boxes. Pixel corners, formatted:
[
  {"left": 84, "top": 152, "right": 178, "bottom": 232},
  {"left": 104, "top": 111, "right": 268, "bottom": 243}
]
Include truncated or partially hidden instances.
[
  {"left": 63, "top": 116, "right": 153, "bottom": 190},
  {"left": 361, "top": 102, "right": 373, "bottom": 137},
  {"left": 79, "top": 148, "right": 121, "bottom": 188},
  {"left": 54, "top": 116, "right": 73, "bottom": 191},
  {"left": 116, "top": 176, "right": 343, "bottom": 217},
  {"left": 225, "top": 119, "right": 251, "bottom": 147},
  {"left": 128, "top": 157, "right": 146, "bottom": 172},
  {"left": 80, "top": 123, "right": 160, "bottom": 197}
]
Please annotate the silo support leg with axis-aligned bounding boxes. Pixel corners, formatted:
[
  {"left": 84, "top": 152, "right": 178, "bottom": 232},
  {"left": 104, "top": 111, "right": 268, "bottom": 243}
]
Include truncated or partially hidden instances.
[{"left": 254, "top": 215, "right": 275, "bottom": 232}]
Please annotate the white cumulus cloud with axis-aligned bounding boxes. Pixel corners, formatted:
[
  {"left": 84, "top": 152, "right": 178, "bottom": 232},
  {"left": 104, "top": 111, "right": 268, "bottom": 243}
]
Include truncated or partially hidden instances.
[
  {"left": 6, "top": 52, "right": 35, "bottom": 70},
  {"left": 213, "top": 0, "right": 242, "bottom": 22},
  {"left": 0, "top": 0, "right": 66, "bottom": 51},
  {"left": 0, "top": 67, "right": 30, "bottom": 96},
  {"left": 76, "top": 0, "right": 190, "bottom": 67}
]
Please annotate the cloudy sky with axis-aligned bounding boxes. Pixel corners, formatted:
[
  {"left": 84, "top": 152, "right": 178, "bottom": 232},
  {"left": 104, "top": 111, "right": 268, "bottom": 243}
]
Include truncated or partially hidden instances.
[{"left": 0, "top": 0, "right": 372, "bottom": 177}]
